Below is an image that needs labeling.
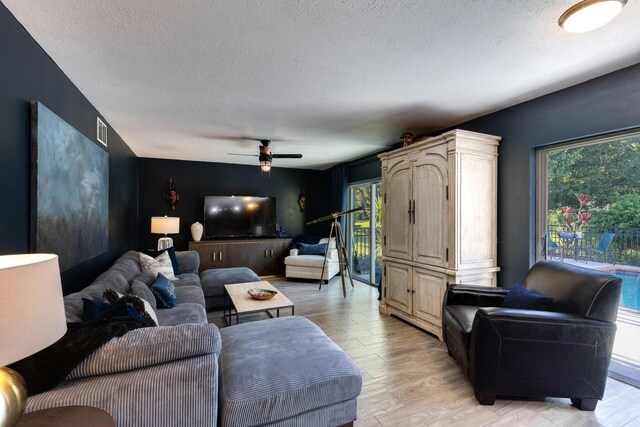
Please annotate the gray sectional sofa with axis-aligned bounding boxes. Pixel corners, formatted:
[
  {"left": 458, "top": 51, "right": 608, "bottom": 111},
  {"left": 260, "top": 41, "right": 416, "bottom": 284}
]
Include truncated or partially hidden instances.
[
  {"left": 25, "top": 250, "right": 362, "bottom": 427},
  {"left": 62, "top": 250, "right": 208, "bottom": 326}
]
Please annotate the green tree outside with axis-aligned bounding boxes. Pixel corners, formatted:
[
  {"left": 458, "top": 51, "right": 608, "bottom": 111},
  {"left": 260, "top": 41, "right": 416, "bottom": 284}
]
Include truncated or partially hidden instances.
[{"left": 547, "top": 137, "right": 640, "bottom": 228}]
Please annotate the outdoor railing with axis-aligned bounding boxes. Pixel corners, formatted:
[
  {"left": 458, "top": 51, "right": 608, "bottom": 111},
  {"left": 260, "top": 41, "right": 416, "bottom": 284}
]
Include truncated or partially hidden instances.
[
  {"left": 350, "top": 226, "right": 383, "bottom": 283},
  {"left": 547, "top": 225, "right": 640, "bottom": 266},
  {"left": 352, "top": 227, "right": 371, "bottom": 273}
]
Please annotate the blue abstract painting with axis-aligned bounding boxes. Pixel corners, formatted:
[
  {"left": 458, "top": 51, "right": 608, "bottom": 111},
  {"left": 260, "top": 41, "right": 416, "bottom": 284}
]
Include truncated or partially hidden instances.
[{"left": 31, "top": 102, "right": 109, "bottom": 270}]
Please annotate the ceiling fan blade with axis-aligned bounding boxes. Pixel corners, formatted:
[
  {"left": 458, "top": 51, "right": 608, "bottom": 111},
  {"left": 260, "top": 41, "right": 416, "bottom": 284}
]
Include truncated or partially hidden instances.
[
  {"left": 228, "top": 153, "right": 259, "bottom": 157},
  {"left": 272, "top": 154, "right": 302, "bottom": 159}
]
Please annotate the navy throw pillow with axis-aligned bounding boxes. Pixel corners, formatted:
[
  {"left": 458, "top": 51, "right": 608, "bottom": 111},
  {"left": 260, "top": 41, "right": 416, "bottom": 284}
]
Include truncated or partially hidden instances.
[
  {"left": 151, "top": 273, "right": 177, "bottom": 308},
  {"left": 144, "top": 247, "right": 181, "bottom": 276},
  {"left": 82, "top": 298, "right": 145, "bottom": 322},
  {"left": 298, "top": 242, "right": 328, "bottom": 256},
  {"left": 291, "top": 235, "right": 322, "bottom": 249},
  {"left": 502, "top": 285, "right": 553, "bottom": 311}
]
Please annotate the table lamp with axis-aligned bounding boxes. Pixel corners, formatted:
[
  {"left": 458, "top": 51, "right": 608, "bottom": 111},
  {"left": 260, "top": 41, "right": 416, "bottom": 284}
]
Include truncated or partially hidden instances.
[
  {"left": 0, "top": 254, "right": 67, "bottom": 427},
  {"left": 151, "top": 216, "right": 180, "bottom": 250}
]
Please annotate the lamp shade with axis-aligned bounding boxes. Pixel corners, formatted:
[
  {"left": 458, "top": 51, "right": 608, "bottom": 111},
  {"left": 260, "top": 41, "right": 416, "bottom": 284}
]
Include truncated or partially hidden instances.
[
  {"left": 0, "top": 254, "right": 66, "bottom": 366},
  {"left": 151, "top": 216, "right": 180, "bottom": 235}
]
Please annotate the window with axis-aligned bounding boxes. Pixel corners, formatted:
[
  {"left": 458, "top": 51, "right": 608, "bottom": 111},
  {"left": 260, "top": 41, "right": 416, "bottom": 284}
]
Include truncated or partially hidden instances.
[{"left": 536, "top": 129, "right": 640, "bottom": 386}]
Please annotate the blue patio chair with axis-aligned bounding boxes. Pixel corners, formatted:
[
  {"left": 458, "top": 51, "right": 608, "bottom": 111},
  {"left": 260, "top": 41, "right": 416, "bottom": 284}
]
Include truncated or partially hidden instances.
[
  {"left": 580, "top": 233, "right": 615, "bottom": 262},
  {"left": 547, "top": 239, "right": 560, "bottom": 259}
]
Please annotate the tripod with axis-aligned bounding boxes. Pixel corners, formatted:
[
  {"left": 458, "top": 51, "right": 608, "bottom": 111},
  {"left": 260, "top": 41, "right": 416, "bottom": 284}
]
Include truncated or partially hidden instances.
[{"left": 307, "top": 207, "right": 363, "bottom": 297}]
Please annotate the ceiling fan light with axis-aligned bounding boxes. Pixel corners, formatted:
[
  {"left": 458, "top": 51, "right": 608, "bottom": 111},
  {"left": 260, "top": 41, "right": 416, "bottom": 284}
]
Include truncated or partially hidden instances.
[
  {"left": 559, "top": 0, "right": 626, "bottom": 33},
  {"left": 260, "top": 160, "right": 272, "bottom": 172}
]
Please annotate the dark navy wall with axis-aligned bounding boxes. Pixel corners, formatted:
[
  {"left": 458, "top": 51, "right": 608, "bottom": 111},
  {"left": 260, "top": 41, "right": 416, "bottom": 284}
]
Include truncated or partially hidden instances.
[
  {"left": 0, "top": 4, "right": 139, "bottom": 294},
  {"left": 137, "top": 158, "right": 332, "bottom": 251},
  {"left": 348, "top": 157, "right": 382, "bottom": 183},
  {"left": 338, "top": 64, "right": 640, "bottom": 288},
  {"left": 454, "top": 63, "right": 640, "bottom": 287}
]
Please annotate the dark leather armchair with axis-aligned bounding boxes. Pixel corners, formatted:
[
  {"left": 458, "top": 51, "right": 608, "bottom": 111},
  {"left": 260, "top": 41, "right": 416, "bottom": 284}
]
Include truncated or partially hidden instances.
[{"left": 442, "top": 261, "right": 622, "bottom": 410}]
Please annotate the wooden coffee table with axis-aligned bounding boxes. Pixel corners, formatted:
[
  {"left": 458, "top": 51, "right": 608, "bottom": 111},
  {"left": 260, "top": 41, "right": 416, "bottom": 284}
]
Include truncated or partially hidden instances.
[{"left": 224, "top": 281, "right": 294, "bottom": 325}]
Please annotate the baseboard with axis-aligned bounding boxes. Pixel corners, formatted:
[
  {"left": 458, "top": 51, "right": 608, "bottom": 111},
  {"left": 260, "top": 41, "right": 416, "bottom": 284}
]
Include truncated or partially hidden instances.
[{"left": 609, "top": 358, "right": 640, "bottom": 388}]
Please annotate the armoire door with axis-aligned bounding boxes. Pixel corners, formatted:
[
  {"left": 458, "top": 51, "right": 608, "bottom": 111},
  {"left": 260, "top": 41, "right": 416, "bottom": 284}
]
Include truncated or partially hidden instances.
[
  {"left": 412, "top": 267, "right": 447, "bottom": 327},
  {"left": 384, "top": 160, "right": 412, "bottom": 260},
  {"left": 384, "top": 262, "right": 412, "bottom": 314},
  {"left": 413, "top": 154, "right": 448, "bottom": 267}
]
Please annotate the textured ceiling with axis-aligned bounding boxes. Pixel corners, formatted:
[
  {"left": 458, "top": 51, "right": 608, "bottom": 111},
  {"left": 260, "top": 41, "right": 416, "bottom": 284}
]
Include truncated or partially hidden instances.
[{"left": 4, "top": 0, "right": 640, "bottom": 169}]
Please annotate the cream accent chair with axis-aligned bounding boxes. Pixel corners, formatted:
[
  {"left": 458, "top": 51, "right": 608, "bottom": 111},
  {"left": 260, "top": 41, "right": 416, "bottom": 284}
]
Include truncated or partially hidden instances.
[{"left": 284, "top": 238, "right": 339, "bottom": 282}]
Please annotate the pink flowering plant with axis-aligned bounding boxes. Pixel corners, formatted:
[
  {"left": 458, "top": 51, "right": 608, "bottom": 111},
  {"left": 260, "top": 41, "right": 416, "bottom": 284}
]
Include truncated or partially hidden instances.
[{"left": 562, "top": 193, "right": 592, "bottom": 234}]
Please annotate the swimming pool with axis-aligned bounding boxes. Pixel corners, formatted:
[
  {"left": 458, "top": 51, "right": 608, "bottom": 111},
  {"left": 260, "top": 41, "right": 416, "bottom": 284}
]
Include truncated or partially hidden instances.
[{"left": 609, "top": 270, "right": 640, "bottom": 311}]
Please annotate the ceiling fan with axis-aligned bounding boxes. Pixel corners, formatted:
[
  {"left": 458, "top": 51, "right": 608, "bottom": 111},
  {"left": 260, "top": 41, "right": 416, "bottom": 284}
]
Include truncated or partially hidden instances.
[{"left": 228, "top": 139, "right": 302, "bottom": 172}]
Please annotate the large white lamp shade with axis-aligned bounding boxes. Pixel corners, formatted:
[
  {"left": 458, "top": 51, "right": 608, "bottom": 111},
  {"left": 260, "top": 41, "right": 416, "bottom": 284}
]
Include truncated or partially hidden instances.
[
  {"left": 0, "top": 254, "right": 67, "bottom": 426},
  {"left": 151, "top": 216, "right": 180, "bottom": 250}
]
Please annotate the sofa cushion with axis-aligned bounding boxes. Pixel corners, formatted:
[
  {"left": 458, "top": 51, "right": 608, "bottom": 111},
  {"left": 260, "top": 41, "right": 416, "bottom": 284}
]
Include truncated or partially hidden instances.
[
  {"left": 130, "top": 280, "right": 157, "bottom": 310},
  {"left": 502, "top": 284, "right": 553, "bottom": 311},
  {"left": 133, "top": 269, "right": 157, "bottom": 286},
  {"left": 173, "top": 272, "right": 201, "bottom": 288},
  {"left": 200, "top": 267, "right": 260, "bottom": 297},
  {"left": 67, "top": 323, "right": 222, "bottom": 380},
  {"left": 522, "top": 260, "right": 621, "bottom": 322},
  {"left": 174, "top": 286, "right": 206, "bottom": 306},
  {"left": 9, "top": 317, "right": 144, "bottom": 396},
  {"left": 298, "top": 242, "right": 327, "bottom": 256},
  {"left": 26, "top": 352, "right": 219, "bottom": 427},
  {"left": 139, "top": 251, "right": 176, "bottom": 280},
  {"left": 155, "top": 303, "right": 207, "bottom": 326},
  {"left": 86, "top": 270, "right": 131, "bottom": 297},
  {"left": 150, "top": 273, "right": 177, "bottom": 309},
  {"left": 64, "top": 292, "right": 91, "bottom": 323},
  {"left": 284, "top": 254, "right": 330, "bottom": 268},
  {"left": 219, "top": 316, "right": 362, "bottom": 427},
  {"left": 107, "top": 251, "right": 142, "bottom": 283},
  {"left": 175, "top": 250, "right": 200, "bottom": 274}
]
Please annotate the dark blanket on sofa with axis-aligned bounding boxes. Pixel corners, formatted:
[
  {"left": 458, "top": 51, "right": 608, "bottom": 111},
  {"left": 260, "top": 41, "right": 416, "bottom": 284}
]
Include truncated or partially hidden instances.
[{"left": 8, "top": 317, "right": 145, "bottom": 396}]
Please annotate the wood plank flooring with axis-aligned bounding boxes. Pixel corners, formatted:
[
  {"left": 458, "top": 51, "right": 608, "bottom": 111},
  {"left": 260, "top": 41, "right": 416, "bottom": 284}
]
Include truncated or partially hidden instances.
[{"left": 207, "top": 277, "right": 640, "bottom": 427}]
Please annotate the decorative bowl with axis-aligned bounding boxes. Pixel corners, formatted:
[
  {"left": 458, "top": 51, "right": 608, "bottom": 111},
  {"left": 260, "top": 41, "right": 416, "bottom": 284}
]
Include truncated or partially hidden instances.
[{"left": 248, "top": 288, "right": 278, "bottom": 300}]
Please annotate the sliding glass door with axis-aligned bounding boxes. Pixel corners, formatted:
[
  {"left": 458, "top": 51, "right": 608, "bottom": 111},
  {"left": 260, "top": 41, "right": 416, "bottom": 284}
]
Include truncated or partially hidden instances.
[
  {"left": 536, "top": 130, "right": 640, "bottom": 386},
  {"left": 347, "top": 180, "right": 382, "bottom": 286}
]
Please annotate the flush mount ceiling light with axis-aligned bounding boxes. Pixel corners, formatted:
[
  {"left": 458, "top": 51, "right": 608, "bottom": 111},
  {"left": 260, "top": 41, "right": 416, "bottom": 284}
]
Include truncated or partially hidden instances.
[{"left": 559, "top": 0, "right": 628, "bottom": 33}]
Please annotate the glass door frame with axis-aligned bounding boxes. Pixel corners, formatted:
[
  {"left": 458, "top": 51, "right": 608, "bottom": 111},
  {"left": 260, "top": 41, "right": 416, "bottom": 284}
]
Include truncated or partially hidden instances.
[
  {"left": 535, "top": 128, "right": 640, "bottom": 388},
  {"left": 346, "top": 178, "right": 381, "bottom": 287}
]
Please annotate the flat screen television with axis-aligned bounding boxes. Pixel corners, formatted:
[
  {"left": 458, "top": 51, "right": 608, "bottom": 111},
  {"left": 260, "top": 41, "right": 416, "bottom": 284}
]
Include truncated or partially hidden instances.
[{"left": 203, "top": 196, "right": 276, "bottom": 239}]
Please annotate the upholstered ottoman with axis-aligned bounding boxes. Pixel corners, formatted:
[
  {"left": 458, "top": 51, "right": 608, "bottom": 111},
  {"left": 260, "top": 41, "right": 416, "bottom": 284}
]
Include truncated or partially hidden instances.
[
  {"left": 200, "top": 267, "right": 260, "bottom": 310},
  {"left": 219, "top": 316, "right": 362, "bottom": 427}
]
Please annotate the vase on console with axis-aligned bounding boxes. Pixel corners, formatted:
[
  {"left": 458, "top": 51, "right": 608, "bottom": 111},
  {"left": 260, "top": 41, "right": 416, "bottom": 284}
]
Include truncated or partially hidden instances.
[{"left": 190, "top": 222, "right": 203, "bottom": 242}]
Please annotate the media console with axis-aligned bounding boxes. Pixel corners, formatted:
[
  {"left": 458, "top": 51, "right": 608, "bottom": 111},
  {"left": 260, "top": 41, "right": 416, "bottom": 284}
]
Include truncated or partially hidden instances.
[{"left": 188, "top": 238, "right": 292, "bottom": 276}]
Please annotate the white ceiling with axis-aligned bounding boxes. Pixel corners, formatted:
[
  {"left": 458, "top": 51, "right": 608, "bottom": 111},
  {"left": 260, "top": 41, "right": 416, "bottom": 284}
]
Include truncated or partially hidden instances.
[{"left": 4, "top": 1, "right": 640, "bottom": 170}]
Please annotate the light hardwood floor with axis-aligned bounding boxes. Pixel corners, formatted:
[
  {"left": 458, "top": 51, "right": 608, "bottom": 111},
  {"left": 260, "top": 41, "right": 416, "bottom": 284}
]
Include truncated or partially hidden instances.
[{"left": 207, "top": 277, "right": 640, "bottom": 427}]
